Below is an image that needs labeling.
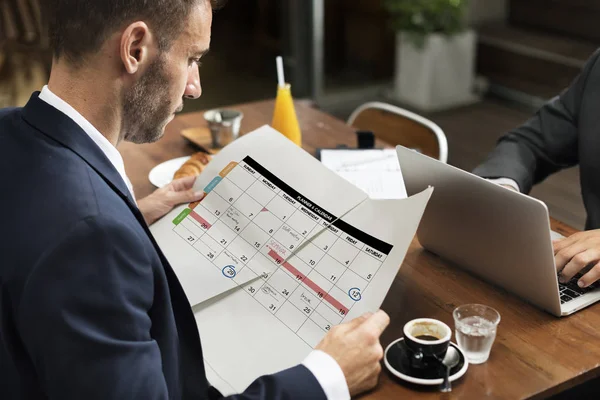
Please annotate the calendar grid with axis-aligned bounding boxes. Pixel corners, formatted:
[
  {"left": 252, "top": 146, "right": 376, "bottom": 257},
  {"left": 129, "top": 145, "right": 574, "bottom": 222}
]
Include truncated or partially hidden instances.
[
  {"left": 174, "top": 180, "right": 275, "bottom": 281},
  {"left": 171, "top": 156, "right": 394, "bottom": 347}
]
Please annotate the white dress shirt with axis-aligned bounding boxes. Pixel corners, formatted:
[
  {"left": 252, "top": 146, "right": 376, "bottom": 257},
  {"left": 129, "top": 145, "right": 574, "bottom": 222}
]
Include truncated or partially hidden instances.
[
  {"left": 303, "top": 350, "right": 350, "bottom": 399},
  {"left": 37, "top": 85, "right": 350, "bottom": 399},
  {"left": 486, "top": 177, "right": 520, "bottom": 192},
  {"left": 38, "top": 86, "right": 135, "bottom": 200}
]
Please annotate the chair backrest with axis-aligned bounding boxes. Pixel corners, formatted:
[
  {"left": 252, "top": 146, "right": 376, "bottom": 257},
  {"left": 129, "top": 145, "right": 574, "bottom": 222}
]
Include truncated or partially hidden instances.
[{"left": 347, "top": 102, "right": 448, "bottom": 163}]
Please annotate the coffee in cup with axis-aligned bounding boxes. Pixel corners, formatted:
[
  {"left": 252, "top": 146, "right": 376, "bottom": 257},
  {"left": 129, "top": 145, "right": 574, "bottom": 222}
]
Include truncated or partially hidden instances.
[{"left": 403, "top": 318, "right": 451, "bottom": 369}]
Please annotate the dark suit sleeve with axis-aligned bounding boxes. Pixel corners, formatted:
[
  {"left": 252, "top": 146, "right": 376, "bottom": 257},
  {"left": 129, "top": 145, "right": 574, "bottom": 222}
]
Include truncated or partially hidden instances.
[
  {"left": 17, "top": 216, "right": 169, "bottom": 400},
  {"left": 222, "top": 365, "right": 327, "bottom": 400},
  {"left": 473, "top": 48, "right": 600, "bottom": 193},
  {"left": 17, "top": 216, "right": 327, "bottom": 400}
]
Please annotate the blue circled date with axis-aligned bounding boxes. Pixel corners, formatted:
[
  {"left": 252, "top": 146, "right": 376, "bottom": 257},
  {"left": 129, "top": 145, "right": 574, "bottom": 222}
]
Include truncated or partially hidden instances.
[
  {"left": 222, "top": 265, "right": 237, "bottom": 278},
  {"left": 348, "top": 287, "right": 362, "bottom": 301}
]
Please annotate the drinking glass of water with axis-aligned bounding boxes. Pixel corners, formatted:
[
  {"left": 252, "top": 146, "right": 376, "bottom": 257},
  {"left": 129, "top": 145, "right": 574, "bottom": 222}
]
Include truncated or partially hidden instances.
[{"left": 453, "top": 304, "right": 501, "bottom": 364}]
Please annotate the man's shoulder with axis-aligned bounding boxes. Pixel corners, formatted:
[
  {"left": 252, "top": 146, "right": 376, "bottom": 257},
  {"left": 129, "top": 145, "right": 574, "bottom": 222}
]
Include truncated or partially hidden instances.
[
  {"left": 0, "top": 106, "right": 21, "bottom": 121},
  {"left": 0, "top": 143, "right": 140, "bottom": 283},
  {"left": 0, "top": 110, "right": 124, "bottom": 217},
  {"left": 581, "top": 48, "right": 600, "bottom": 80},
  {"left": 3, "top": 172, "right": 139, "bottom": 255},
  {"left": 0, "top": 107, "right": 26, "bottom": 141}
]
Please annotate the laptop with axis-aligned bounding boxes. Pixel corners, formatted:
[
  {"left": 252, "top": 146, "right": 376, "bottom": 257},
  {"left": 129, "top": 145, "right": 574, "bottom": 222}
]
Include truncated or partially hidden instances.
[{"left": 396, "top": 145, "right": 600, "bottom": 316}]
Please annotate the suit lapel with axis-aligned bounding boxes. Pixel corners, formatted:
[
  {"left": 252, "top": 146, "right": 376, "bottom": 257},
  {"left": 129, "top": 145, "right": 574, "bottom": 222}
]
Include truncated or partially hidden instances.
[
  {"left": 22, "top": 92, "right": 135, "bottom": 205},
  {"left": 23, "top": 92, "right": 209, "bottom": 395}
]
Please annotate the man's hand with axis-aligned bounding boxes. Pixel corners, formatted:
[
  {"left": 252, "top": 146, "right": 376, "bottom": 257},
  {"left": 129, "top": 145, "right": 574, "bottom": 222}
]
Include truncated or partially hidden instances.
[
  {"left": 500, "top": 184, "right": 518, "bottom": 191},
  {"left": 138, "top": 176, "right": 204, "bottom": 225},
  {"left": 554, "top": 230, "right": 600, "bottom": 287},
  {"left": 316, "top": 310, "right": 390, "bottom": 397}
]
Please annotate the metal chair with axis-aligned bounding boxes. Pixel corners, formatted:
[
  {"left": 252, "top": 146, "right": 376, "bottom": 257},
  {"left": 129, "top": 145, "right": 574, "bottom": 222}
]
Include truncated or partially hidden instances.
[{"left": 347, "top": 101, "right": 448, "bottom": 163}]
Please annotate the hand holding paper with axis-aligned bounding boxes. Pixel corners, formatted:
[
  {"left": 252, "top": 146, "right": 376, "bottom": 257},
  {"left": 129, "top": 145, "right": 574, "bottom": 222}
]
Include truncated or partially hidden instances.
[
  {"left": 150, "top": 126, "right": 433, "bottom": 394},
  {"left": 316, "top": 310, "right": 390, "bottom": 396}
]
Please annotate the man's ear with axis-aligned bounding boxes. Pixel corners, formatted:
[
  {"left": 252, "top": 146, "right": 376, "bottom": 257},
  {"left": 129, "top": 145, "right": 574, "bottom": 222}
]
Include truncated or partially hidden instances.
[{"left": 120, "top": 21, "right": 153, "bottom": 74}]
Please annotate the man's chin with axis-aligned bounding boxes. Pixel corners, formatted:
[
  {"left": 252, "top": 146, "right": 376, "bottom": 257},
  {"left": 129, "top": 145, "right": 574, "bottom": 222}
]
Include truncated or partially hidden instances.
[{"left": 124, "top": 127, "right": 166, "bottom": 144}]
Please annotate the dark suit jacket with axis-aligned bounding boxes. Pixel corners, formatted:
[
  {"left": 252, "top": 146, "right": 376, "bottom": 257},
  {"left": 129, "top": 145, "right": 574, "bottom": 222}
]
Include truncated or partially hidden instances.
[
  {"left": 473, "top": 49, "right": 600, "bottom": 230},
  {"left": 0, "top": 94, "right": 326, "bottom": 399}
]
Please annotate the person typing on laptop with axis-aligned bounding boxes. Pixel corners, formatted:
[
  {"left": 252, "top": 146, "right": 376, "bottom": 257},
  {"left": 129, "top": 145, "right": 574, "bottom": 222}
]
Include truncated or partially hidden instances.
[{"left": 473, "top": 48, "right": 600, "bottom": 290}]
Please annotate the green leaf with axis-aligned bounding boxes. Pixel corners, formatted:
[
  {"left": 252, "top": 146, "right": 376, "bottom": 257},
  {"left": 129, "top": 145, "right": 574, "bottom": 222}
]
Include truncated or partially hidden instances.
[{"left": 382, "top": 0, "right": 469, "bottom": 47}]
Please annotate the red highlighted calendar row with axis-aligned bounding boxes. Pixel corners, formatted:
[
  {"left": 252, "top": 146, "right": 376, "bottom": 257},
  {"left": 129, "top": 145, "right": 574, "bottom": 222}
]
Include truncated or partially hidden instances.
[
  {"left": 189, "top": 210, "right": 212, "bottom": 229},
  {"left": 267, "top": 249, "right": 350, "bottom": 315}
]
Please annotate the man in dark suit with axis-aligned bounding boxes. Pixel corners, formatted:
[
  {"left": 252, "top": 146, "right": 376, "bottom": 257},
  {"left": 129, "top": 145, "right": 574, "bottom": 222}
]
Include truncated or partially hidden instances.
[
  {"left": 0, "top": 0, "right": 390, "bottom": 398},
  {"left": 473, "top": 49, "right": 600, "bottom": 290}
]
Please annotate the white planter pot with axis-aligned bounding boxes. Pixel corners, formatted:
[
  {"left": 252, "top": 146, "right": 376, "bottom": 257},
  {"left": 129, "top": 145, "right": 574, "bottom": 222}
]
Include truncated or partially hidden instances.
[{"left": 392, "top": 30, "right": 479, "bottom": 112}]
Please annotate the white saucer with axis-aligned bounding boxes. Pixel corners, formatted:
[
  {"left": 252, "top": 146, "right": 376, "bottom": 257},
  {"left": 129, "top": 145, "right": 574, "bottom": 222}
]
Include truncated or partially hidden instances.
[
  {"left": 148, "top": 156, "right": 190, "bottom": 188},
  {"left": 384, "top": 337, "right": 469, "bottom": 386}
]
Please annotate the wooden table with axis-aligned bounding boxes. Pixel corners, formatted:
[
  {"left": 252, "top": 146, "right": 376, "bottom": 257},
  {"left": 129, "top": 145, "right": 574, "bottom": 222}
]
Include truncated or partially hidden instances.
[{"left": 120, "top": 100, "right": 600, "bottom": 399}]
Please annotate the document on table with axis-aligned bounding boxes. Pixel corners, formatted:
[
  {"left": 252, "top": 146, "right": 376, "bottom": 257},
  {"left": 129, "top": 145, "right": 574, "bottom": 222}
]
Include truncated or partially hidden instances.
[
  {"left": 320, "top": 149, "right": 408, "bottom": 199},
  {"left": 150, "top": 126, "right": 433, "bottom": 394}
]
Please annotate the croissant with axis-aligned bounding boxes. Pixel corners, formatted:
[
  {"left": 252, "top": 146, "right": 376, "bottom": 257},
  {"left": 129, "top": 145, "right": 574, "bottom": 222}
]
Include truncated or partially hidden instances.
[{"left": 173, "top": 152, "right": 212, "bottom": 180}]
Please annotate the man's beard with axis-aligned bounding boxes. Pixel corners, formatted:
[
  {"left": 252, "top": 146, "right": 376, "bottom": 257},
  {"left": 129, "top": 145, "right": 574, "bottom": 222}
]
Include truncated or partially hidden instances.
[{"left": 122, "top": 56, "right": 179, "bottom": 144}]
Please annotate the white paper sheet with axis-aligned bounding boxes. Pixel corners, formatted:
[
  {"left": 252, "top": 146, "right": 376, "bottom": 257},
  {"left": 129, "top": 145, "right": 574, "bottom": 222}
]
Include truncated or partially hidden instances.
[
  {"left": 151, "top": 127, "right": 368, "bottom": 306},
  {"left": 151, "top": 126, "right": 432, "bottom": 394},
  {"left": 196, "top": 188, "right": 433, "bottom": 395},
  {"left": 320, "top": 149, "right": 407, "bottom": 199}
]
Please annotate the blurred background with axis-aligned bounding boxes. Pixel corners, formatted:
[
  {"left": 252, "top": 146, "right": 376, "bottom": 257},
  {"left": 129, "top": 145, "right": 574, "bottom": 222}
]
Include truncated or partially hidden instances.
[{"left": 1, "top": 0, "right": 597, "bottom": 230}]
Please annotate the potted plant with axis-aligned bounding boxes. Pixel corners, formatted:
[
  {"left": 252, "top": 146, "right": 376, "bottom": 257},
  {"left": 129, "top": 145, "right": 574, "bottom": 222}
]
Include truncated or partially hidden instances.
[{"left": 382, "top": 0, "right": 478, "bottom": 111}]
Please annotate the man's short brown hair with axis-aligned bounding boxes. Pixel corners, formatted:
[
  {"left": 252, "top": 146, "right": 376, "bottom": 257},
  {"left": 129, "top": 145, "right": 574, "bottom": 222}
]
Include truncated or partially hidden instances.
[{"left": 45, "top": 0, "right": 224, "bottom": 65}]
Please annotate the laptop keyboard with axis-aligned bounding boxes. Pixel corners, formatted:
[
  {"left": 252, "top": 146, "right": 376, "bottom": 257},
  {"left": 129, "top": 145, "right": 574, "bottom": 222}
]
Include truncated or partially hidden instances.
[
  {"left": 552, "top": 231, "right": 600, "bottom": 305},
  {"left": 559, "top": 272, "right": 600, "bottom": 304}
]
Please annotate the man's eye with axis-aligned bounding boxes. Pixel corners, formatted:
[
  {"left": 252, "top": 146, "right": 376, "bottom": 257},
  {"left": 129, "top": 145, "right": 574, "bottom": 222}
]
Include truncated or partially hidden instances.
[{"left": 190, "top": 59, "right": 202, "bottom": 67}]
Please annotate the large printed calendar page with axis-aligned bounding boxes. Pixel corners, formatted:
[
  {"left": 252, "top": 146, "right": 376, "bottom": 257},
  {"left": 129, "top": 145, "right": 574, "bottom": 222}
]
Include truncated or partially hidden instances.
[
  {"left": 151, "top": 126, "right": 433, "bottom": 394},
  {"left": 152, "top": 126, "right": 369, "bottom": 306}
]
